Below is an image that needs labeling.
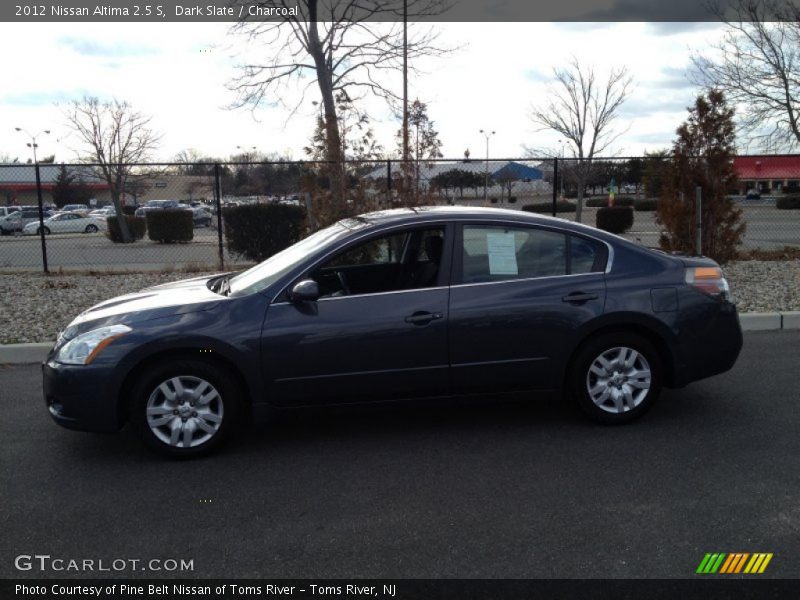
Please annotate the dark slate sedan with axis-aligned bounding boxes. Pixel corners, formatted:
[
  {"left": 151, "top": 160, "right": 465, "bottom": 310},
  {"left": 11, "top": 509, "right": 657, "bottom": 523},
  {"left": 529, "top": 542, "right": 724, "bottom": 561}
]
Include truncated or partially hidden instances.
[{"left": 43, "top": 207, "right": 743, "bottom": 456}]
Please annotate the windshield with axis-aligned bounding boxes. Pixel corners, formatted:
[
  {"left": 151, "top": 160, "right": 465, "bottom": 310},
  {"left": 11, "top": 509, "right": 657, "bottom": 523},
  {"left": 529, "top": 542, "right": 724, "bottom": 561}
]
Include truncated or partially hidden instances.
[{"left": 228, "top": 221, "right": 357, "bottom": 296}]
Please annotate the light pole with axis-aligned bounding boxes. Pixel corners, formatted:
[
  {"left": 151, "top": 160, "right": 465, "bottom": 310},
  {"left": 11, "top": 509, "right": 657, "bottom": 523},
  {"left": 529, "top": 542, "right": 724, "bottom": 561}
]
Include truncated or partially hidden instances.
[
  {"left": 14, "top": 127, "right": 50, "bottom": 272},
  {"left": 557, "top": 139, "right": 567, "bottom": 200},
  {"left": 15, "top": 127, "right": 50, "bottom": 164},
  {"left": 479, "top": 129, "right": 495, "bottom": 203}
]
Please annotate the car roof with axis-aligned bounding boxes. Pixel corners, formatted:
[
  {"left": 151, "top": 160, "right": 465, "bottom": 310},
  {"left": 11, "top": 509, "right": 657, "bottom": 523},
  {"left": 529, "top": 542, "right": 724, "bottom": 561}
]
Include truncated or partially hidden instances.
[{"left": 349, "top": 206, "right": 614, "bottom": 239}]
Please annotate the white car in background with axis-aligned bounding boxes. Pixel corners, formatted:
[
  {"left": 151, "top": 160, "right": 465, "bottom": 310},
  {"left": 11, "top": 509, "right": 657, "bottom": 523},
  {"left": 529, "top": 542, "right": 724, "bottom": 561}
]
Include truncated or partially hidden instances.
[
  {"left": 22, "top": 211, "right": 106, "bottom": 235},
  {"left": 88, "top": 206, "right": 116, "bottom": 219}
]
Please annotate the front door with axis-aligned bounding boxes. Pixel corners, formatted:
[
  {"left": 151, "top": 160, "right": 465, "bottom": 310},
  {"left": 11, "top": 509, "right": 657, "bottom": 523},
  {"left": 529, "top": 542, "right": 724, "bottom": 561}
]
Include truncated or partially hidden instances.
[{"left": 262, "top": 225, "right": 452, "bottom": 406}]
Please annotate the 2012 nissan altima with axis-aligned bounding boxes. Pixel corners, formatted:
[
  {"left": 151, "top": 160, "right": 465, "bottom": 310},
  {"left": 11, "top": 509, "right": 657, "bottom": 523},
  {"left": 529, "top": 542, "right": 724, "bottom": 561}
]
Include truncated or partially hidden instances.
[{"left": 43, "top": 207, "right": 743, "bottom": 457}]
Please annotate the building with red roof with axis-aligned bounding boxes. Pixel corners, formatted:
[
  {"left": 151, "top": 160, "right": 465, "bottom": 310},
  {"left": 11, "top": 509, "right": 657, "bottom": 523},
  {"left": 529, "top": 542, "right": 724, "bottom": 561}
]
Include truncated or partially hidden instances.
[{"left": 733, "top": 156, "right": 800, "bottom": 194}]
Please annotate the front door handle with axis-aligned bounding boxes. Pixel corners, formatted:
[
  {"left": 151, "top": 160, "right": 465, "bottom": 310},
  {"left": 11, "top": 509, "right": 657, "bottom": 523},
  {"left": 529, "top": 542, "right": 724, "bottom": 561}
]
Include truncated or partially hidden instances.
[
  {"left": 405, "top": 311, "right": 444, "bottom": 325},
  {"left": 562, "top": 292, "right": 598, "bottom": 304}
]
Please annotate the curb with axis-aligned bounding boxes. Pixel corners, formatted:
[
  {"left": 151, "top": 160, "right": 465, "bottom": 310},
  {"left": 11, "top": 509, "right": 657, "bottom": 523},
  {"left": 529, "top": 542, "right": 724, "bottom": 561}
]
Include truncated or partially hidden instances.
[
  {"left": 1, "top": 312, "right": 798, "bottom": 365},
  {"left": 739, "top": 311, "right": 800, "bottom": 331},
  {"left": 0, "top": 343, "right": 53, "bottom": 365}
]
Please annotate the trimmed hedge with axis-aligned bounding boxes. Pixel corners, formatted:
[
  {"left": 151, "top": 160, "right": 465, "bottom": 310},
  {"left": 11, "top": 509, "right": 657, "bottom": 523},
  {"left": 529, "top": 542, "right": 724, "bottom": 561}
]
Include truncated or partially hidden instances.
[
  {"left": 596, "top": 206, "right": 634, "bottom": 234},
  {"left": 146, "top": 209, "right": 194, "bottom": 243},
  {"left": 522, "top": 201, "right": 575, "bottom": 214},
  {"left": 105, "top": 215, "right": 146, "bottom": 243},
  {"left": 634, "top": 198, "right": 659, "bottom": 212},
  {"left": 223, "top": 203, "right": 307, "bottom": 262},
  {"left": 776, "top": 195, "right": 800, "bottom": 210},
  {"left": 585, "top": 196, "right": 635, "bottom": 208}
]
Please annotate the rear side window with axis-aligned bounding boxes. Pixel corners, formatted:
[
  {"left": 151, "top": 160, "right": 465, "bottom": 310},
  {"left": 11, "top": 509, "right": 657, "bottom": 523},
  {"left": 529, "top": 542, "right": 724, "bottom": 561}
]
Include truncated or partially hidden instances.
[
  {"left": 460, "top": 225, "right": 606, "bottom": 283},
  {"left": 462, "top": 225, "right": 567, "bottom": 283},
  {"left": 570, "top": 235, "right": 603, "bottom": 274}
]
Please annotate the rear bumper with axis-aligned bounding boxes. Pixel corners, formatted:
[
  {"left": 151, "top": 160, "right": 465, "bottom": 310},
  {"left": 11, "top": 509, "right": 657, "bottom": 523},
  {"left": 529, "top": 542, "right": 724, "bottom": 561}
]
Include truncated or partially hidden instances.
[
  {"left": 43, "top": 360, "right": 123, "bottom": 433},
  {"left": 671, "top": 301, "right": 743, "bottom": 387}
]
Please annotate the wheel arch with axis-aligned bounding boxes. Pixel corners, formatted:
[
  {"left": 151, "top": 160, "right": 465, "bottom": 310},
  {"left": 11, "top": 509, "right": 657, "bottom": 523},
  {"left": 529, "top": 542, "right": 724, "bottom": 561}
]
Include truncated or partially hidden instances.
[
  {"left": 563, "top": 315, "right": 678, "bottom": 393},
  {"left": 116, "top": 346, "right": 255, "bottom": 424}
]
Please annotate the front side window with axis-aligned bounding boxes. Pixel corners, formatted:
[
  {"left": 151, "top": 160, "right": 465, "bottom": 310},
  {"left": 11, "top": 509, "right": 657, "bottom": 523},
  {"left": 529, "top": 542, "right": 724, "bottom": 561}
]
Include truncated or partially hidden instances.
[{"left": 312, "top": 227, "right": 446, "bottom": 298}]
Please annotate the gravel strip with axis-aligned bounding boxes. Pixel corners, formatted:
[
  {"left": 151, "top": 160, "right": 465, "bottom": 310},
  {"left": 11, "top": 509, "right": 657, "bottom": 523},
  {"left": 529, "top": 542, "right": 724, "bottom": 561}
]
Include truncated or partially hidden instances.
[
  {"left": 0, "top": 271, "right": 216, "bottom": 344},
  {"left": 1, "top": 261, "right": 798, "bottom": 344}
]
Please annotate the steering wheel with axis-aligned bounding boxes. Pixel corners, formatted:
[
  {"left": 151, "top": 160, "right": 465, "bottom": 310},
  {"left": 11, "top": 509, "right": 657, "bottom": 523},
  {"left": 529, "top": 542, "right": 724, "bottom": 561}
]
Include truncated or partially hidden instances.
[{"left": 335, "top": 270, "right": 351, "bottom": 295}]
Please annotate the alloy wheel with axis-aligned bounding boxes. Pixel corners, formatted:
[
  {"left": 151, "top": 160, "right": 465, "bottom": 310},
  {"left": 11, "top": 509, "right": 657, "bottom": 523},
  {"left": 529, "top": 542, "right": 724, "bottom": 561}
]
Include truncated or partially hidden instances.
[
  {"left": 146, "top": 376, "right": 224, "bottom": 448},
  {"left": 585, "top": 346, "right": 651, "bottom": 414}
]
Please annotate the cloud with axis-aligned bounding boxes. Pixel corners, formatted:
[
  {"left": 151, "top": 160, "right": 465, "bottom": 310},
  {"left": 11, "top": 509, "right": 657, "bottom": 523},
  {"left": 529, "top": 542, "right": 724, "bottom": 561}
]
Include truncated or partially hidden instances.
[
  {"left": 629, "top": 130, "right": 675, "bottom": 144},
  {"left": 579, "top": 0, "right": 717, "bottom": 21},
  {"left": 645, "top": 22, "right": 723, "bottom": 36},
  {"left": 619, "top": 95, "right": 692, "bottom": 118},
  {"left": 1, "top": 90, "right": 77, "bottom": 106},
  {"left": 58, "top": 37, "right": 159, "bottom": 57},
  {"left": 524, "top": 68, "right": 551, "bottom": 83}
]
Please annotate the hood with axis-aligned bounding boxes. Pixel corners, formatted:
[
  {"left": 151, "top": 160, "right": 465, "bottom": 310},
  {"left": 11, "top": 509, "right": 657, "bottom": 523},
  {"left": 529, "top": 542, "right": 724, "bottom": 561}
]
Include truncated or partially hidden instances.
[{"left": 65, "top": 275, "right": 226, "bottom": 333}]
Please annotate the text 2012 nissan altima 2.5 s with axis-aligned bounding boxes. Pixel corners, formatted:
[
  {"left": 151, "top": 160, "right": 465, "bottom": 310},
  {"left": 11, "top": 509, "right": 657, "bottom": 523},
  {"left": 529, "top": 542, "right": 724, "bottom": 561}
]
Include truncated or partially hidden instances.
[{"left": 43, "top": 207, "right": 743, "bottom": 457}]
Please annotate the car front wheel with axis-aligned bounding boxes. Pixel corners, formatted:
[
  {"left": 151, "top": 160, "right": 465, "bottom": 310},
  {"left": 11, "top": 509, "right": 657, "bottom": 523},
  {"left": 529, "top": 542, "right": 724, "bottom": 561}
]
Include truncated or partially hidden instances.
[
  {"left": 131, "top": 359, "right": 242, "bottom": 457},
  {"left": 85, "top": 224, "right": 98, "bottom": 233},
  {"left": 570, "top": 332, "right": 662, "bottom": 424}
]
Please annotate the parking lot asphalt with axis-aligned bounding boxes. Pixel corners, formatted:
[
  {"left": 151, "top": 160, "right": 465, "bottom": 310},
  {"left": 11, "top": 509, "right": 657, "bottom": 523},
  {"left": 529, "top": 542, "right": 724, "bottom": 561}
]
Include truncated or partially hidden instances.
[{"left": 1, "top": 331, "right": 798, "bottom": 579}]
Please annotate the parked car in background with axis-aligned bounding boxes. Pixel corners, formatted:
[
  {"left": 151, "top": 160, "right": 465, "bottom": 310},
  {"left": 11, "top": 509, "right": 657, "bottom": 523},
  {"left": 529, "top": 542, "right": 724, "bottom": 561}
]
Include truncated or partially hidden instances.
[
  {"left": 191, "top": 206, "right": 213, "bottom": 228},
  {"left": 89, "top": 206, "right": 116, "bottom": 219},
  {"left": 43, "top": 207, "right": 743, "bottom": 457},
  {"left": 61, "top": 204, "right": 91, "bottom": 215},
  {"left": 134, "top": 199, "right": 184, "bottom": 217},
  {"left": 0, "top": 209, "right": 53, "bottom": 234},
  {"left": 22, "top": 211, "right": 106, "bottom": 235},
  {"left": 0, "top": 206, "right": 21, "bottom": 218},
  {"left": 745, "top": 189, "right": 761, "bottom": 200}
]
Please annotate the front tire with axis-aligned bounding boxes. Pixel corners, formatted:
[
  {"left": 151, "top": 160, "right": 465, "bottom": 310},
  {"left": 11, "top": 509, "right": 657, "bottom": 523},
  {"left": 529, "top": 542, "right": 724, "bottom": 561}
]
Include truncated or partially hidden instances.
[
  {"left": 130, "top": 359, "right": 242, "bottom": 457},
  {"left": 85, "top": 224, "right": 98, "bottom": 233},
  {"left": 570, "top": 332, "right": 662, "bottom": 424}
]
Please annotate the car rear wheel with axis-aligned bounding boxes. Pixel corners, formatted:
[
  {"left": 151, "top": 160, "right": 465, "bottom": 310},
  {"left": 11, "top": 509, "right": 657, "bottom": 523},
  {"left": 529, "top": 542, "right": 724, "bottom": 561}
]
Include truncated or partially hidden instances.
[
  {"left": 85, "top": 224, "right": 98, "bottom": 233},
  {"left": 130, "top": 359, "right": 242, "bottom": 457},
  {"left": 570, "top": 332, "right": 662, "bottom": 424}
]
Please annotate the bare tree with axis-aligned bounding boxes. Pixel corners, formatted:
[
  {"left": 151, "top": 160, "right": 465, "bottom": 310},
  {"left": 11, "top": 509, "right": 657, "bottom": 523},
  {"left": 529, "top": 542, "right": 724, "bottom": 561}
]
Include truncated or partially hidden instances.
[
  {"left": 692, "top": 0, "right": 800, "bottom": 151},
  {"left": 227, "top": 0, "right": 449, "bottom": 217},
  {"left": 63, "top": 96, "right": 161, "bottom": 241},
  {"left": 530, "top": 58, "right": 633, "bottom": 222}
]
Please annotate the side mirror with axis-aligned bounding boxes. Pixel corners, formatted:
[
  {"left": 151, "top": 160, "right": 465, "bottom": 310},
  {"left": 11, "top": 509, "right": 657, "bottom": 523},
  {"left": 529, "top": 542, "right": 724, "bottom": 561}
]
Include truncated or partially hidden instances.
[{"left": 290, "top": 279, "right": 319, "bottom": 302}]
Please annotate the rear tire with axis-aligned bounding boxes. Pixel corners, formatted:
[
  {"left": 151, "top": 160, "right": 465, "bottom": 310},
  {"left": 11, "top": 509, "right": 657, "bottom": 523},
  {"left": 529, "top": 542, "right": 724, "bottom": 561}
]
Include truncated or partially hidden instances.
[
  {"left": 130, "top": 359, "right": 243, "bottom": 458},
  {"left": 85, "top": 224, "right": 98, "bottom": 233},
  {"left": 569, "top": 332, "right": 662, "bottom": 424}
]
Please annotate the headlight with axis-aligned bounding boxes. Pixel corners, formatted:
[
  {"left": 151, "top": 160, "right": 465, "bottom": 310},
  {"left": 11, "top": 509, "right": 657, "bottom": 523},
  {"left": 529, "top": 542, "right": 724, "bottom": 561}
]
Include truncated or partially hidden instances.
[{"left": 54, "top": 324, "right": 132, "bottom": 365}]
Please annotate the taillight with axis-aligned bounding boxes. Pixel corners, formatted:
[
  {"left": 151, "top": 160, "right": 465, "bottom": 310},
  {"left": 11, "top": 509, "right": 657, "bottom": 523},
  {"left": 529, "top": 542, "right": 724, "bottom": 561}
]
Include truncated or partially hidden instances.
[{"left": 685, "top": 267, "right": 731, "bottom": 300}]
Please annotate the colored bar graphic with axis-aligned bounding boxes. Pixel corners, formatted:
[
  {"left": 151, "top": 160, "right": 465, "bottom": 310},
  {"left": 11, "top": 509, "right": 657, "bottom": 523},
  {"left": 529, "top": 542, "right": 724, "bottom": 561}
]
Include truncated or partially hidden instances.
[
  {"left": 758, "top": 553, "right": 773, "bottom": 573},
  {"left": 701, "top": 552, "right": 774, "bottom": 574}
]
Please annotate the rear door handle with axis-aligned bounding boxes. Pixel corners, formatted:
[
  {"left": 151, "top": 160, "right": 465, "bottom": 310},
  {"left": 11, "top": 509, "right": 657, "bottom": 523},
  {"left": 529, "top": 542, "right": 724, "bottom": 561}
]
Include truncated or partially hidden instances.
[
  {"left": 562, "top": 292, "right": 598, "bottom": 304},
  {"left": 405, "top": 311, "right": 444, "bottom": 325}
]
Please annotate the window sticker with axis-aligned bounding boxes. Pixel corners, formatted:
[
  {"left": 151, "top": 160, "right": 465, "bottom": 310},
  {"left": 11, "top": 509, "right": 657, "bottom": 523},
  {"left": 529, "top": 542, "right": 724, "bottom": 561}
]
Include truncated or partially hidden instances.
[{"left": 486, "top": 231, "right": 518, "bottom": 275}]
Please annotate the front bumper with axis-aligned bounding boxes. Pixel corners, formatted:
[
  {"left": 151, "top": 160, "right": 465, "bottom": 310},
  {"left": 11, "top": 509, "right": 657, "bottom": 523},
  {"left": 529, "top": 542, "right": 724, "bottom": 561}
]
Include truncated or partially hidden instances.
[{"left": 43, "top": 360, "right": 123, "bottom": 433}]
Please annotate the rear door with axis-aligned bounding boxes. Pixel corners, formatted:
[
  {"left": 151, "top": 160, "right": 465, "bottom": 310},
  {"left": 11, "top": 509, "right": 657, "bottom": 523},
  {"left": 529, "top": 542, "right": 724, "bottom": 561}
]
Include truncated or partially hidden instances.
[{"left": 448, "top": 222, "right": 607, "bottom": 393}]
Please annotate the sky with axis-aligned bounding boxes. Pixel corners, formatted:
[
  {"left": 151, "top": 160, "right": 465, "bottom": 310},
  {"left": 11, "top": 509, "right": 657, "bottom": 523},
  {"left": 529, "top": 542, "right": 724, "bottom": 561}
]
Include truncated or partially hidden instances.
[{"left": 0, "top": 21, "right": 727, "bottom": 163}]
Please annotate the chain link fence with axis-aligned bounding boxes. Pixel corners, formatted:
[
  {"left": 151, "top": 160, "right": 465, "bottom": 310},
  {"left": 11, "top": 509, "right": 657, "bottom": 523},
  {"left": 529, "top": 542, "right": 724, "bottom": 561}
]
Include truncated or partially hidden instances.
[{"left": 1, "top": 155, "right": 798, "bottom": 272}]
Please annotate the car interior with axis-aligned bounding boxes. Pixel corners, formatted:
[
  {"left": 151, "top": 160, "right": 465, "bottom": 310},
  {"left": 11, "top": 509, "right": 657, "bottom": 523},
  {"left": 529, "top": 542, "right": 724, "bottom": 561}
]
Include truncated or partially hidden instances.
[{"left": 311, "top": 227, "right": 446, "bottom": 298}]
